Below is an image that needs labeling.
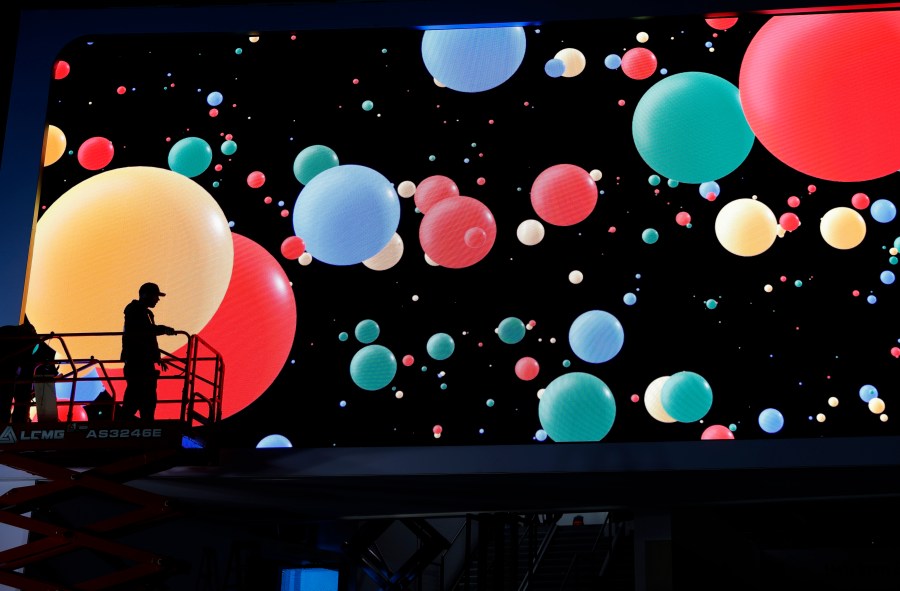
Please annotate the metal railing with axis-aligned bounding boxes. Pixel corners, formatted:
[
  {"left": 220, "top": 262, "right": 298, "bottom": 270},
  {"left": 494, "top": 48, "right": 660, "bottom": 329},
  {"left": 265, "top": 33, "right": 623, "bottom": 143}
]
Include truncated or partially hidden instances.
[{"left": 0, "top": 330, "right": 224, "bottom": 425}]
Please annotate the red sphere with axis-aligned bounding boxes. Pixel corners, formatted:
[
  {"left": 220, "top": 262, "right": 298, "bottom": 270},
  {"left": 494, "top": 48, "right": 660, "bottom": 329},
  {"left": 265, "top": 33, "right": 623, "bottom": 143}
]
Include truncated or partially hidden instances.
[
  {"left": 705, "top": 17, "right": 738, "bottom": 30},
  {"left": 787, "top": 196, "right": 801, "bottom": 208},
  {"left": 675, "top": 211, "right": 691, "bottom": 226},
  {"left": 77, "top": 137, "right": 114, "bottom": 170},
  {"left": 621, "top": 47, "right": 658, "bottom": 80},
  {"left": 53, "top": 60, "right": 70, "bottom": 80},
  {"left": 515, "top": 357, "right": 540, "bottom": 381},
  {"left": 108, "top": 233, "right": 297, "bottom": 420},
  {"left": 851, "top": 192, "right": 870, "bottom": 210},
  {"left": 701, "top": 425, "right": 735, "bottom": 440},
  {"left": 414, "top": 175, "right": 459, "bottom": 213},
  {"left": 247, "top": 170, "right": 266, "bottom": 188},
  {"left": 739, "top": 12, "right": 900, "bottom": 181},
  {"left": 779, "top": 212, "right": 801, "bottom": 232},
  {"left": 530, "top": 164, "right": 597, "bottom": 226},
  {"left": 419, "top": 196, "right": 496, "bottom": 268},
  {"left": 280, "top": 236, "right": 306, "bottom": 259}
]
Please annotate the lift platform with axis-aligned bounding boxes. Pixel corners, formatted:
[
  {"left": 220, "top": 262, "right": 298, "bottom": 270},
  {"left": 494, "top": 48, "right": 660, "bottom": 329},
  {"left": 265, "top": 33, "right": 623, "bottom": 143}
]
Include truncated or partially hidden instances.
[{"left": 0, "top": 330, "right": 224, "bottom": 590}]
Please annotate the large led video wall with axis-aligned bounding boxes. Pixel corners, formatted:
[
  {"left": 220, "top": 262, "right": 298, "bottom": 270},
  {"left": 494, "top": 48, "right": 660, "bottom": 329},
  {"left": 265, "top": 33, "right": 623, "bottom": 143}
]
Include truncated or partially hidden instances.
[{"left": 26, "top": 9, "right": 900, "bottom": 447}]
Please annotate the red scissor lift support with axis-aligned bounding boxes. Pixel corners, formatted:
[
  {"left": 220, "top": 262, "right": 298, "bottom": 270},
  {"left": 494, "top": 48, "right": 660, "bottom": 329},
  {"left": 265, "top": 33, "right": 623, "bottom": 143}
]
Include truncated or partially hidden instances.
[{"left": 0, "top": 331, "right": 224, "bottom": 590}]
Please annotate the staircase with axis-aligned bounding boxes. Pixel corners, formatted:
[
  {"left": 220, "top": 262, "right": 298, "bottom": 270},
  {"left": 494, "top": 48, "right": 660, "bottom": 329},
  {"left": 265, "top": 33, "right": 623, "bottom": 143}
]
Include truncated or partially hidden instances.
[
  {"left": 526, "top": 518, "right": 634, "bottom": 591},
  {"left": 453, "top": 514, "right": 635, "bottom": 591}
]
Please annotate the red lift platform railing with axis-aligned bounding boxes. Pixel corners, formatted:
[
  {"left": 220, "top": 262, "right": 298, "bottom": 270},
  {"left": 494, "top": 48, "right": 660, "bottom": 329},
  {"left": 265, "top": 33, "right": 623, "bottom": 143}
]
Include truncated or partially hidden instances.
[{"left": 0, "top": 330, "right": 224, "bottom": 591}]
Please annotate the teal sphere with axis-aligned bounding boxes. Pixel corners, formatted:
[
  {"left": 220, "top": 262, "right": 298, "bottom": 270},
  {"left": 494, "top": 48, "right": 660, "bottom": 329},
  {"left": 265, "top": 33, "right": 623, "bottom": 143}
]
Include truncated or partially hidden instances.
[
  {"left": 498, "top": 317, "right": 526, "bottom": 344},
  {"left": 633, "top": 72, "right": 754, "bottom": 183},
  {"left": 427, "top": 332, "right": 455, "bottom": 360},
  {"left": 538, "top": 372, "right": 616, "bottom": 441},
  {"left": 660, "top": 370, "right": 713, "bottom": 422},
  {"left": 350, "top": 345, "right": 397, "bottom": 391}
]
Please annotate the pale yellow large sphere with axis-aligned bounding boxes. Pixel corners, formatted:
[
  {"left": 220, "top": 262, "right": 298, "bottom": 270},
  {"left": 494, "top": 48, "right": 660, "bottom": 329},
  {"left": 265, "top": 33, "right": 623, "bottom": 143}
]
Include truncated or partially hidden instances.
[
  {"left": 43, "top": 125, "right": 66, "bottom": 167},
  {"left": 714, "top": 198, "right": 778, "bottom": 256},
  {"left": 363, "top": 232, "right": 404, "bottom": 270},
  {"left": 554, "top": 48, "right": 587, "bottom": 77},
  {"left": 820, "top": 207, "right": 866, "bottom": 250},
  {"left": 644, "top": 375, "right": 676, "bottom": 423},
  {"left": 26, "top": 166, "right": 234, "bottom": 362},
  {"left": 517, "top": 219, "right": 545, "bottom": 246}
]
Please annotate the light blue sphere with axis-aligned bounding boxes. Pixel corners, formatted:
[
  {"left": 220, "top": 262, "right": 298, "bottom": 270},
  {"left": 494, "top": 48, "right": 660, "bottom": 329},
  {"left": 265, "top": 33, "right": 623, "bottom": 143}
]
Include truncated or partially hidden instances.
[
  {"left": 256, "top": 434, "right": 292, "bottom": 448},
  {"left": 871, "top": 199, "right": 897, "bottom": 223},
  {"left": 206, "top": 91, "right": 223, "bottom": 106},
  {"left": 422, "top": 27, "right": 526, "bottom": 92},
  {"left": 758, "top": 408, "right": 784, "bottom": 434},
  {"left": 604, "top": 54, "right": 622, "bottom": 69},
  {"left": 569, "top": 310, "right": 624, "bottom": 363},
  {"left": 293, "top": 165, "right": 399, "bottom": 265},
  {"left": 859, "top": 384, "right": 878, "bottom": 403},
  {"left": 544, "top": 59, "right": 565, "bottom": 78}
]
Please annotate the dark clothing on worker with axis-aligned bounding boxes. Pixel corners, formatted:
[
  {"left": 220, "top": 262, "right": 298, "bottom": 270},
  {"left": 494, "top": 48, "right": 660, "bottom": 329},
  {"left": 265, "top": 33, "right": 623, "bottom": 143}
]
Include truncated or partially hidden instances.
[
  {"left": 0, "top": 322, "right": 39, "bottom": 423},
  {"left": 119, "top": 288, "right": 174, "bottom": 421}
]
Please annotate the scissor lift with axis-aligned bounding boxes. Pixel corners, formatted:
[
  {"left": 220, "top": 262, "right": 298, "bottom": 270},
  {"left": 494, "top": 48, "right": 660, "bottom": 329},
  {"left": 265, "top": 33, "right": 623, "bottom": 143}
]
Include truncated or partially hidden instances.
[{"left": 0, "top": 331, "right": 224, "bottom": 590}]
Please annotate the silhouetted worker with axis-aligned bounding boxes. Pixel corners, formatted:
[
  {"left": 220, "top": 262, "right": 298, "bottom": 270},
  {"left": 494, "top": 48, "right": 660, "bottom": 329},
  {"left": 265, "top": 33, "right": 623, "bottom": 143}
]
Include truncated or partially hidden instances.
[
  {"left": 32, "top": 339, "right": 60, "bottom": 422},
  {"left": 0, "top": 319, "right": 40, "bottom": 423},
  {"left": 119, "top": 283, "right": 176, "bottom": 421}
]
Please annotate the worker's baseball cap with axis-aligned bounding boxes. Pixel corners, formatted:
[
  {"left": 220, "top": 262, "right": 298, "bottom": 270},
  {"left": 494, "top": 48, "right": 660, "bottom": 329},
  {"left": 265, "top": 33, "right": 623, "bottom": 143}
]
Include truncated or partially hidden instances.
[{"left": 139, "top": 282, "right": 166, "bottom": 297}]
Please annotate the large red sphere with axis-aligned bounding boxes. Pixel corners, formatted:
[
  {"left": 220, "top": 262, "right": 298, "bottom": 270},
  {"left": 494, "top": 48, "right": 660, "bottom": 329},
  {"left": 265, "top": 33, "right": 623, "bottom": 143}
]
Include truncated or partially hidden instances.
[
  {"left": 530, "top": 164, "right": 597, "bottom": 226},
  {"left": 414, "top": 175, "right": 459, "bottom": 214},
  {"left": 419, "top": 196, "right": 496, "bottom": 268},
  {"left": 739, "top": 12, "right": 900, "bottom": 181},
  {"left": 105, "top": 233, "right": 297, "bottom": 420}
]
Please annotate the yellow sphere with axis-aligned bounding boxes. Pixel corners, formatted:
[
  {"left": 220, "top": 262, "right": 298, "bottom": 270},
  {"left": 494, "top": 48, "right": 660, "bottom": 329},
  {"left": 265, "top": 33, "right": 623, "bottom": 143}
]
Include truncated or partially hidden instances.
[
  {"left": 589, "top": 169, "right": 602, "bottom": 181},
  {"left": 424, "top": 253, "right": 439, "bottom": 266},
  {"left": 644, "top": 375, "right": 676, "bottom": 423},
  {"left": 816, "top": 413, "right": 826, "bottom": 423},
  {"left": 397, "top": 180, "right": 416, "bottom": 198},
  {"left": 298, "top": 252, "right": 313, "bottom": 266},
  {"left": 869, "top": 398, "right": 885, "bottom": 414},
  {"left": 363, "top": 233, "right": 404, "bottom": 270},
  {"left": 714, "top": 198, "right": 778, "bottom": 256},
  {"left": 568, "top": 270, "right": 583, "bottom": 284},
  {"left": 636, "top": 32, "right": 650, "bottom": 43},
  {"left": 554, "top": 48, "right": 587, "bottom": 77},
  {"left": 880, "top": 414, "right": 889, "bottom": 423},
  {"left": 26, "top": 166, "right": 233, "bottom": 362},
  {"left": 764, "top": 284, "right": 773, "bottom": 293},
  {"left": 828, "top": 396, "right": 839, "bottom": 408},
  {"left": 820, "top": 207, "right": 866, "bottom": 250},
  {"left": 43, "top": 125, "right": 66, "bottom": 166}
]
